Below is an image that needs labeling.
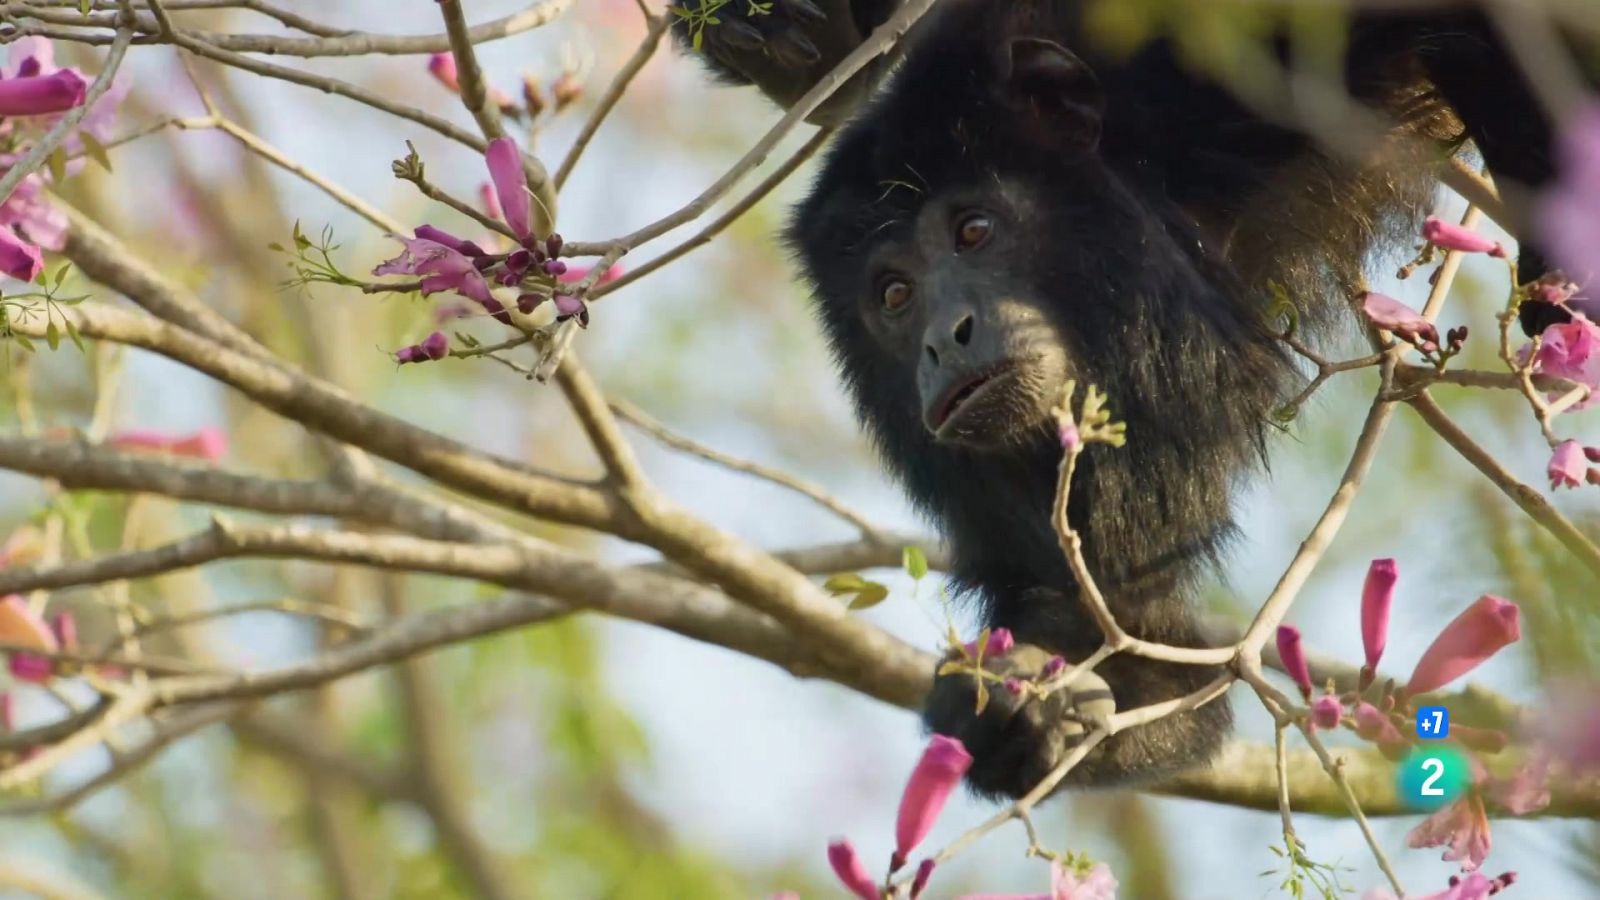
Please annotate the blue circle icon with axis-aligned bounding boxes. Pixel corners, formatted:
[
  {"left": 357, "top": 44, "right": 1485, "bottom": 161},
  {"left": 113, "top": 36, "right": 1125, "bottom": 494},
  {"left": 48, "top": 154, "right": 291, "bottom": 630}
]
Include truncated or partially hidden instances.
[{"left": 1397, "top": 746, "right": 1471, "bottom": 811}]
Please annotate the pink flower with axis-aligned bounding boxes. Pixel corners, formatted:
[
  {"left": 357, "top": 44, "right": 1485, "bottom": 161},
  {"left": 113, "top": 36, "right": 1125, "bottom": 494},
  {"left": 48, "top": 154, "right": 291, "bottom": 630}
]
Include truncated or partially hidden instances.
[
  {"left": 911, "top": 859, "right": 936, "bottom": 899},
  {"left": 1540, "top": 102, "right": 1600, "bottom": 283},
  {"left": 394, "top": 331, "right": 450, "bottom": 365},
  {"left": 485, "top": 137, "right": 532, "bottom": 241},
  {"left": 2, "top": 38, "right": 126, "bottom": 150},
  {"left": 893, "top": 734, "right": 973, "bottom": 867},
  {"left": 1352, "top": 701, "right": 1406, "bottom": 754},
  {"left": 374, "top": 231, "right": 496, "bottom": 306},
  {"left": 111, "top": 427, "right": 228, "bottom": 462},
  {"left": 1309, "top": 694, "right": 1343, "bottom": 730},
  {"left": 826, "top": 839, "right": 877, "bottom": 900},
  {"left": 427, "top": 53, "right": 460, "bottom": 92},
  {"left": 1059, "top": 421, "right": 1081, "bottom": 451},
  {"left": 1360, "top": 558, "right": 1396, "bottom": 675},
  {"left": 1548, "top": 439, "right": 1587, "bottom": 489},
  {"left": 0, "top": 68, "right": 86, "bottom": 117},
  {"left": 1363, "top": 872, "right": 1508, "bottom": 900},
  {"left": 1422, "top": 216, "right": 1505, "bottom": 257},
  {"left": 478, "top": 183, "right": 503, "bottom": 224},
  {"left": 962, "top": 628, "right": 1015, "bottom": 659},
  {"left": 1526, "top": 316, "right": 1600, "bottom": 410},
  {"left": 1361, "top": 292, "right": 1439, "bottom": 351},
  {"left": 1406, "top": 595, "right": 1521, "bottom": 696},
  {"left": 1407, "top": 791, "right": 1492, "bottom": 871},
  {"left": 0, "top": 225, "right": 43, "bottom": 281},
  {"left": 557, "top": 264, "right": 622, "bottom": 286},
  {"left": 1052, "top": 860, "right": 1118, "bottom": 900},
  {"left": 1276, "top": 625, "right": 1312, "bottom": 699},
  {"left": 1, "top": 173, "right": 70, "bottom": 251},
  {"left": 49, "top": 611, "right": 76, "bottom": 653}
]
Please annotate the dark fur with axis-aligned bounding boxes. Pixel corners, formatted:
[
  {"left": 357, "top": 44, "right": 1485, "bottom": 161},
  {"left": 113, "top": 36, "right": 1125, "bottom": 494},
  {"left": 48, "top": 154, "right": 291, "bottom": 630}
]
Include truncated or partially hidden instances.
[{"left": 675, "top": 0, "right": 1593, "bottom": 798}]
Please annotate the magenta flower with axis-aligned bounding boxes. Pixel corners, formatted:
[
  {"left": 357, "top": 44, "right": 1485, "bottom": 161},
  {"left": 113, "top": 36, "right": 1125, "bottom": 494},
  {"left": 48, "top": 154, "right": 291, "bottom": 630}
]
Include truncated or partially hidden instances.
[
  {"left": 0, "top": 67, "right": 86, "bottom": 117},
  {"left": 826, "top": 839, "right": 877, "bottom": 900},
  {"left": 111, "top": 427, "right": 228, "bottom": 462},
  {"left": 478, "top": 183, "right": 504, "bottom": 224},
  {"left": 1361, "top": 558, "right": 1396, "bottom": 675},
  {"left": 485, "top": 137, "right": 532, "bottom": 242},
  {"left": 1406, "top": 595, "right": 1521, "bottom": 696},
  {"left": 962, "top": 627, "right": 1015, "bottom": 659},
  {"left": 1363, "top": 872, "right": 1510, "bottom": 900},
  {"left": 1361, "top": 292, "right": 1439, "bottom": 351},
  {"left": 0, "top": 225, "right": 43, "bottom": 282},
  {"left": 1422, "top": 216, "right": 1505, "bottom": 258},
  {"left": 1548, "top": 439, "right": 1588, "bottom": 489},
  {"left": 394, "top": 331, "right": 451, "bottom": 365},
  {"left": 1309, "top": 694, "right": 1343, "bottom": 730},
  {"left": 557, "top": 264, "right": 622, "bottom": 286},
  {"left": 893, "top": 734, "right": 973, "bottom": 868},
  {"left": 1275, "top": 625, "right": 1312, "bottom": 699},
  {"left": 1526, "top": 316, "right": 1600, "bottom": 409},
  {"left": 1539, "top": 102, "right": 1600, "bottom": 283},
  {"left": 911, "top": 859, "right": 937, "bottom": 899},
  {"left": 427, "top": 53, "right": 461, "bottom": 92},
  {"left": 2, "top": 38, "right": 126, "bottom": 149},
  {"left": 375, "top": 231, "right": 495, "bottom": 306},
  {"left": 1407, "top": 791, "right": 1492, "bottom": 871}
]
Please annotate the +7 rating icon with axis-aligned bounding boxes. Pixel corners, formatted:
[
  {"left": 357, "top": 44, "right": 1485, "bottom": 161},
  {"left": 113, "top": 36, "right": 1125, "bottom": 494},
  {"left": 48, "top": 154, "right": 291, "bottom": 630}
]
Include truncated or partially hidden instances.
[{"left": 1415, "top": 706, "right": 1449, "bottom": 740}]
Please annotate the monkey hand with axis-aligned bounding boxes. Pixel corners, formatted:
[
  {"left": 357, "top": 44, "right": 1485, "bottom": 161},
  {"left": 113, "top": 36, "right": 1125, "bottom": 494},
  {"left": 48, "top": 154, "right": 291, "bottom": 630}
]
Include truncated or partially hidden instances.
[
  {"left": 671, "top": 0, "right": 895, "bottom": 125},
  {"left": 921, "top": 642, "right": 1118, "bottom": 801}
]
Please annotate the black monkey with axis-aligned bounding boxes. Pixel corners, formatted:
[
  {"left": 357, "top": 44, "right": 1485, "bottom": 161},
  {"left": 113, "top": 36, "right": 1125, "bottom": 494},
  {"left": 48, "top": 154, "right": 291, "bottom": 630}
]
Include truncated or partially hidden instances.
[{"left": 675, "top": 1, "right": 1596, "bottom": 799}]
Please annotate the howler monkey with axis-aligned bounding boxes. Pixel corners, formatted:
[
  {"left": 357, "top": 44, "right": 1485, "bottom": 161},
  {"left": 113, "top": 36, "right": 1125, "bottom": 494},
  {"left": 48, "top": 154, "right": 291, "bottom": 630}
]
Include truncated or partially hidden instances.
[{"left": 675, "top": 0, "right": 1595, "bottom": 799}]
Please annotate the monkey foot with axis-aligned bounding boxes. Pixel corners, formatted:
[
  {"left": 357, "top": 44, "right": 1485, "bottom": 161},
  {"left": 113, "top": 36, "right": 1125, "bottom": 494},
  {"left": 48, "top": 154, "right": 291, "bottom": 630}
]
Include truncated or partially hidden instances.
[{"left": 921, "top": 643, "right": 1118, "bottom": 801}]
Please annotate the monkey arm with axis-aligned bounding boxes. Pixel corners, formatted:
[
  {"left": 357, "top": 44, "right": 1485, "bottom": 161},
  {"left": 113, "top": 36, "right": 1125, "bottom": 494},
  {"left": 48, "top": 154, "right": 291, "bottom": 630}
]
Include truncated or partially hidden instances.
[{"left": 669, "top": 0, "right": 903, "bottom": 125}]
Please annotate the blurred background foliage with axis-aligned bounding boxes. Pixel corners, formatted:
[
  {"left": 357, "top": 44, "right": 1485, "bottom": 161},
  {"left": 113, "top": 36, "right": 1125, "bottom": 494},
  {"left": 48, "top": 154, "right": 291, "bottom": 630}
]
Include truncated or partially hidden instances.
[{"left": 0, "top": 1, "right": 1596, "bottom": 898}]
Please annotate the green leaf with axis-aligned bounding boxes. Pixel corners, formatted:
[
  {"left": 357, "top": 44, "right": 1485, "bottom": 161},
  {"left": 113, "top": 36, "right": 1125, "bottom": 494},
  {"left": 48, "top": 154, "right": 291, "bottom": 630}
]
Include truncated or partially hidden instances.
[
  {"left": 693, "top": 29, "right": 704, "bottom": 51},
  {"left": 846, "top": 582, "right": 889, "bottom": 610},
  {"left": 822, "top": 572, "right": 867, "bottom": 595},
  {"left": 47, "top": 147, "right": 67, "bottom": 183},
  {"left": 52, "top": 264, "right": 71, "bottom": 290},
  {"left": 79, "top": 132, "right": 113, "bottom": 172},
  {"left": 12, "top": 333, "right": 35, "bottom": 353},
  {"left": 45, "top": 320, "right": 60, "bottom": 351},
  {"left": 64, "top": 319, "right": 85, "bottom": 353},
  {"left": 902, "top": 545, "right": 928, "bottom": 580}
]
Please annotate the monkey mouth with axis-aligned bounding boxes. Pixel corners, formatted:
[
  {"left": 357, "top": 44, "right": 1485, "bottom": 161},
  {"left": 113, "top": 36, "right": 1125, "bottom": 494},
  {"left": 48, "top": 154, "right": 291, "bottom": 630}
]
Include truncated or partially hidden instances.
[{"left": 929, "top": 363, "right": 1015, "bottom": 437}]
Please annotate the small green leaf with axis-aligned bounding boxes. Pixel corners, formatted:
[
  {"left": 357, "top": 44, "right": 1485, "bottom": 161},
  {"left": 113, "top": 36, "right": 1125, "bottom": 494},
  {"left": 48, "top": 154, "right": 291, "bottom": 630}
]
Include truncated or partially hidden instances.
[
  {"left": 847, "top": 582, "right": 889, "bottom": 610},
  {"left": 64, "top": 319, "right": 85, "bottom": 353},
  {"left": 902, "top": 545, "right": 928, "bottom": 580},
  {"left": 822, "top": 572, "right": 867, "bottom": 595},
  {"left": 80, "top": 132, "right": 113, "bottom": 172},
  {"left": 45, "top": 320, "right": 60, "bottom": 351},
  {"left": 47, "top": 147, "right": 67, "bottom": 183},
  {"left": 693, "top": 30, "right": 704, "bottom": 51},
  {"left": 53, "top": 264, "right": 71, "bottom": 290},
  {"left": 12, "top": 333, "right": 35, "bottom": 353}
]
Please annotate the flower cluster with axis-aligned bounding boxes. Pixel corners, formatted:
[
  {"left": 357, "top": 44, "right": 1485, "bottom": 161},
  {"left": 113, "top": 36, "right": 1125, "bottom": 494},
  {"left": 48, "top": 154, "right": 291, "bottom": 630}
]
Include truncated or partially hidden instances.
[
  {"left": 1, "top": 38, "right": 126, "bottom": 282},
  {"left": 375, "top": 138, "right": 588, "bottom": 333},
  {"left": 1277, "top": 561, "right": 1543, "bottom": 871},
  {"left": 820, "top": 731, "right": 1117, "bottom": 899}
]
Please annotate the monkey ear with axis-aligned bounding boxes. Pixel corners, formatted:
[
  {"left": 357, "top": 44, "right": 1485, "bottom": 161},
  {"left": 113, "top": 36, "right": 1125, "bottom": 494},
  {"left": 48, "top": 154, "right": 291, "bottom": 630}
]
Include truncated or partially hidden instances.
[{"left": 999, "top": 37, "right": 1104, "bottom": 149}]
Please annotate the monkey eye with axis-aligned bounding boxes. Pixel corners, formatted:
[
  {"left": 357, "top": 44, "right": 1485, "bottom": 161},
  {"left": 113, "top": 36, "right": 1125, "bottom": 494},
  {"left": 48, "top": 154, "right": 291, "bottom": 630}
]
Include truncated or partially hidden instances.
[
  {"left": 879, "top": 277, "right": 913, "bottom": 314},
  {"left": 954, "top": 212, "right": 993, "bottom": 252}
]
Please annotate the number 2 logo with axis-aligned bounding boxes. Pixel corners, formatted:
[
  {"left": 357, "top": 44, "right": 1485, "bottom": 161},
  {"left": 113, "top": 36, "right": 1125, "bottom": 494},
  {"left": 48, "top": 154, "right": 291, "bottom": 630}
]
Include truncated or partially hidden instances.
[{"left": 1420, "top": 757, "right": 1445, "bottom": 796}]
